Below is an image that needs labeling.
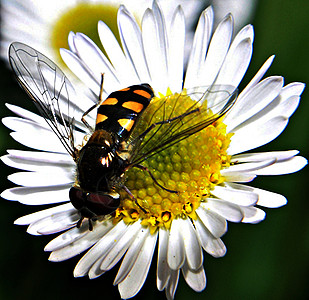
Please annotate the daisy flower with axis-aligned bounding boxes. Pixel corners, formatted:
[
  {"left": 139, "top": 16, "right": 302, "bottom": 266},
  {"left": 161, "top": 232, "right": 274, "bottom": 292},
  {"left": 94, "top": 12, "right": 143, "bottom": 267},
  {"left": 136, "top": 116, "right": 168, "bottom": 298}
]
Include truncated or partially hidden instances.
[
  {"left": 0, "top": 0, "right": 205, "bottom": 67},
  {"left": 0, "top": 0, "right": 257, "bottom": 68},
  {"left": 2, "top": 1, "right": 307, "bottom": 300}
]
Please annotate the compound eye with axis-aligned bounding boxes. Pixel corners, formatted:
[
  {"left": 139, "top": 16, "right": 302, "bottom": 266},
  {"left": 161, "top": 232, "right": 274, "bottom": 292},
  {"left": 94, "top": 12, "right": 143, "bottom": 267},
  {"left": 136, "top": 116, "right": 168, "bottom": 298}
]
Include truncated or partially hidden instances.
[
  {"left": 87, "top": 193, "right": 120, "bottom": 215},
  {"left": 69, "top": 187, "right": 85, "bottom": 210}
]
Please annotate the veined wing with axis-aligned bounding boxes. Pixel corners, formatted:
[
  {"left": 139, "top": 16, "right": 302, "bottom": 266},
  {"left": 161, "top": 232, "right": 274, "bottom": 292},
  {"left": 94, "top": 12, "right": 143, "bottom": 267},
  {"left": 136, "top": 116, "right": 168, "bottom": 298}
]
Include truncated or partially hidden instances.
[
  {"left": 129, "top": 85, "right": 238, "bottom": 166},
  {"left": 8, "top": 42, "right": 81, "bottom": 159}
]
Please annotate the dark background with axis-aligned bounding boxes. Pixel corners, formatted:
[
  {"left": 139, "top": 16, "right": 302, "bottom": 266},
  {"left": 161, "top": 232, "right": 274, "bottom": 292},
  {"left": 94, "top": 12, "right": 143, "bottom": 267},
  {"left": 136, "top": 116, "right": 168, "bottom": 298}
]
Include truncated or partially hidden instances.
[{"left": 0, "top": 0, "right": 308, "bottom": 299}]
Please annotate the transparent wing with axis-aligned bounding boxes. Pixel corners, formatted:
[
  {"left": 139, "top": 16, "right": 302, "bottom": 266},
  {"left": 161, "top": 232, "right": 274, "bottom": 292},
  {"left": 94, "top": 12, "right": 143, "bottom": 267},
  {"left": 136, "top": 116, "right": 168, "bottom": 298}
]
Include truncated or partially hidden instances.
[
  {"left": 129, "top": 85, "right": 238, "bottom": 166},
  {"left": 8, "top": 42, "right": 83, "bottom": 159}
]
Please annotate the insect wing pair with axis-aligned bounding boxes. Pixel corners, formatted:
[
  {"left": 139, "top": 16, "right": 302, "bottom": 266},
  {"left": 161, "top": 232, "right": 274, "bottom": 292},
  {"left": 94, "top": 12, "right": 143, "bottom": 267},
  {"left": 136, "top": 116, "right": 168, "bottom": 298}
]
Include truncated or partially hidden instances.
[{"left": 8, "top": 42, "right": 237, "bottom": 228}]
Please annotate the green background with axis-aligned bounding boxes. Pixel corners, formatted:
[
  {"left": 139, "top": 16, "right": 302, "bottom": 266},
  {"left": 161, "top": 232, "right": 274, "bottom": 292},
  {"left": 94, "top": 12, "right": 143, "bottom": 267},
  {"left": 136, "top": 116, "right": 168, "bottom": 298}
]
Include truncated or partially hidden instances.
[{"left": 0, "top": 0, "right": 308, "bottom": 299}]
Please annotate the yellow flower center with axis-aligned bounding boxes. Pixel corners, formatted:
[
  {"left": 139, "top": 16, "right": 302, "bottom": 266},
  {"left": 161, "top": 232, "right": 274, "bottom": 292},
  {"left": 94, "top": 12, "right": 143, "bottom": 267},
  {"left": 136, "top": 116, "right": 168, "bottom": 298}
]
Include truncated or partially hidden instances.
[
  {"left": 51, "top": 3, "right": 120, "bottom": 64},
  {"left": 113, "top": 90, "right": 233, "bottom": 234}
]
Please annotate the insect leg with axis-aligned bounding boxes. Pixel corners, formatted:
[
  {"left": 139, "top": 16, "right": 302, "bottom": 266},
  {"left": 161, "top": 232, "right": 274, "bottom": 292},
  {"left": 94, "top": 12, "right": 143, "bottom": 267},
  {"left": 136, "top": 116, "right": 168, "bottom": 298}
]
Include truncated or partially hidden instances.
[
  {"left": 134, "top": 164, "right": 178, "bottom": 194},
  {"left": 88, "top": 219, "right": 93, "bottom": 231},
  {"left": 76, "top": 216, "right": 84, "bottom": 228},
  {"left": 81, "top": 73, "right": 105, "bottom": 130},
  {"left": 76, "top": 215, "right": 96, "bottom": 231},
  {"left": 123, "top": 185, "right": 148, "bottom": 214}
]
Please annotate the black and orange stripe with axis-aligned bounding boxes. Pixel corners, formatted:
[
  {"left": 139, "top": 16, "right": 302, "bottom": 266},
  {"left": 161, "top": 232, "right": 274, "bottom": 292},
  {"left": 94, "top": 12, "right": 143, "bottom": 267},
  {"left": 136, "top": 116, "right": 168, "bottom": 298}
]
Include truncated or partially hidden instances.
[{"left": 95, "top": 84, "right": 154, "bottom": 140}]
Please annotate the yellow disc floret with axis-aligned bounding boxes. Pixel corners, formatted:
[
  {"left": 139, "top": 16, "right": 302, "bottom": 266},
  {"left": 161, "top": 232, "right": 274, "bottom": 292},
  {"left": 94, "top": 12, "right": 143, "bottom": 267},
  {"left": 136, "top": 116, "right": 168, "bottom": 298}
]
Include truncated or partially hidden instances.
[{"left": 114, "top": 90, "right": 233, "bottom": 234}]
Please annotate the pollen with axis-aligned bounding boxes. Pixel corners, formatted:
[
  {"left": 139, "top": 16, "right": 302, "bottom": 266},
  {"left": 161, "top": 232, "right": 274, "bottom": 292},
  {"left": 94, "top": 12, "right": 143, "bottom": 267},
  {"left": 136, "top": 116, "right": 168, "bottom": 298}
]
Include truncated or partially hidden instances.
[{"left": 114, "top": 90, "right": 233, "bottom": 233}]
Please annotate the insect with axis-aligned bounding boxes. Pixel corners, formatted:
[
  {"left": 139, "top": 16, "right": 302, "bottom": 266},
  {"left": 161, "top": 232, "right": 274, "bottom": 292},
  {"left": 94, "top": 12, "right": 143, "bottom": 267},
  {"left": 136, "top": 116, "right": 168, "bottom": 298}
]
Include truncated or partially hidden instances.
[{"left": 8, "top": 42, "right": 237, "bottom": 230}]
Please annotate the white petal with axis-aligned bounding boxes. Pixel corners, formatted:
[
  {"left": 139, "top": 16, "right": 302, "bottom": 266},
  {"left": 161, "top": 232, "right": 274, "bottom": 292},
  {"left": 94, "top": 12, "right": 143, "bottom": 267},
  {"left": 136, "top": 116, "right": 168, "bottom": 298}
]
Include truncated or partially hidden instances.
[
  {"left": 167, "top": 6, "right": 185, "bottom": 92},
  {"left": 239, "top": 55, "right": 275, "bottom": 99},
  {"left": 87, "top": 265, "right": 105, "bottom": 280},
  {"left": 182, "top": 261, "right": 206, "bottom": 292},
  {"left": 179, "top": 218, "right": 202, "bottom": 270},
  {"left": 250, "top": 156, "right": 307, "bottom": 175},
  {"left": 223, "top": 171, "right": 256, "bottom": 183},
  {"left": 222, "top": 159, "right": 276, "bottom": 175},
  {"left": 117, "top": 6, "right": 150, "bottom": 83},
  {"left": 275, "top": 95, "right": 300, "bottom": 119},
  {"left": 152, "top": 0, "right": 169, "bottom": 69},
  {"left": 74, "top": 221, "right": 128, "bottom": 277},
  {"left": 184, "top": 7, "right": 213, "bottom": 89},
  {"left": 231, "top": 24, "right": 254, "bottom": 45},
  {"left": 157, "top": 228, "right": 171, "bottom": 291},
  {"left": 231, "top": 150, "right": 300, "bottom": 163},
  {"left": 230, "top": 151, "right": 307, "bottom": 176},
  {"left": 201, "top": 199, "right": 243, "bottom": 222},
  {"left": 45, "top": 222, "right": 93, "bottom": 251},
  {"left": 5, "top": 103, "right": 46, "bottom": 125},
  {"left": 211, "top": 185, "right": 258, "bottom": 206},
  {"left": 241, "top": 207, "right": 266, "bottom": 223},
  {"left": 228, "top": 116, "right": 289, "bottom": 155},
  {"left": 280, "top": 82, "right": 305, "bottom": 98},
  {"left": 215, "top": 37, "right": 252, "bottom": 88},
  {"left": 1, "top": 149, "right": 73, "bottom": 172},
  {"left": 3, "top": 117, "right": 66, "bottom": 153},
  {"left": 142, "top": 5, "right": 168, "bottom": 93},
  {"left": 193, "top": 219, "right": 226, "bottom": 257},
  {"left": 225, "top": 76, "right": 283, "bottom": 131},
  {"left": 27, "top": 210, "right": 78, "bottom": 235},
  {"left": 118, "top": 229, "right": 157, "bottom": 299},
  {"left": 8, "top": 170, "right": 74, "bottom": 187},
  {"left": 73, "top": 32, "right": 120, "bottom": 94},
  {"left": 204, "top": 237, "right": 226, "bottom": 258},
  {"left": 99, "top": 221, "right": 141, "bottom": 271},
  {"left": 199, "top": 14, "right": 233, "bottom": 87},
  {"left": 60, "top": 48, "right": 100, "bottom": 95},
  {"left": 225, "top": 182, "right": 287, "bottom": 208},
  {"left": 231, "top": 85, "right": 302, "bottom": 134},
  {"left": 114, "top": 224, "right": 149, "bottom": 284},
  {"left": 196, "top": 207, "right": 227, "bottom": 238},
  {"left": 167, "top": 218, "right": 185, "bottom": 270},
  {"left": 274, "top": 87, "right": 303, "bottom": 118},
  {"left": 2, "top": 185, "right": 70, "bottom": 205},
  {"left": 231, "top": 84, "right": 302, "bottom": 132},
  {"left": 255, "top": 187, "right": 287, "bottom": 208},
  {"left": 165, "top": 269, "right": 179, "bottom": 300},
  {"left": 98, "top": 20, "right": 137, "bottom": 87},
  {"left": 68, "top": 31, "right": 77, "bottom": 53},
  {"left": 266, "top": 82, "right": 305, "bottom": 119},
  {"left": 49, "top": 220, "right": 114, "bottom": 262},
  {"left": 15, "top": 203, "right": 74, "bottom": 225}
]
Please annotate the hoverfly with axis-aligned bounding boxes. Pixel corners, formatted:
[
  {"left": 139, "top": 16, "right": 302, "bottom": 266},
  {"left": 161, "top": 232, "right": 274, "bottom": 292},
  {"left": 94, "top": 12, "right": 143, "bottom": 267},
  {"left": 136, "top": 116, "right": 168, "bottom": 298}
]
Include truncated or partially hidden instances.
[{"left": 8, "top": 42, "right": 237, "bottom": 230}]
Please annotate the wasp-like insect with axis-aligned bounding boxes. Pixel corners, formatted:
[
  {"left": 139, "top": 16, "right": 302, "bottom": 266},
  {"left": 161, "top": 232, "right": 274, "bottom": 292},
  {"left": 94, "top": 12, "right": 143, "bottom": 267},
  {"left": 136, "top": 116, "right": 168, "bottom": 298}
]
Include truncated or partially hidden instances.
[{"left": 8, "top": 42, "right": 237, "bottom": 230}]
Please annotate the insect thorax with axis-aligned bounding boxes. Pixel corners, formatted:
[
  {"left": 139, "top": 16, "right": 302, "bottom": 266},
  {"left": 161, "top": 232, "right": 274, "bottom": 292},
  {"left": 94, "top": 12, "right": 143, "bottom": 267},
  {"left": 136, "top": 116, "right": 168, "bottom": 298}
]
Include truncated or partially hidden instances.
[{"left": 77, "top": 130, "right": 127, "bottom": 193}]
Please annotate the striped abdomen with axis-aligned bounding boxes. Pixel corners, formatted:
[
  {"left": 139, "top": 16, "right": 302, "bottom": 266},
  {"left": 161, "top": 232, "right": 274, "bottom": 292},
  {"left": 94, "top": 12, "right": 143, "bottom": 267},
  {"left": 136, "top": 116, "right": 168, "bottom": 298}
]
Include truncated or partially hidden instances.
[{"left": 95, "top": 84, "right": 154, "bottom": 140}]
